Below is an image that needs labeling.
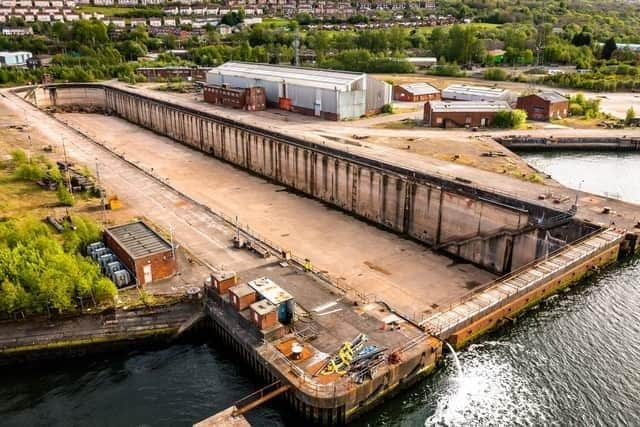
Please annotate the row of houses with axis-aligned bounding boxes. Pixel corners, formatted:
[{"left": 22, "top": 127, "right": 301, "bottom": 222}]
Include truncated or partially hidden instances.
[
  {"left": 392, "top": 82, "right": 570, "bottom": 128},
  {"left": 225, "top": 0, "right": 434, "bottom": 6},
  {"left": 162, "top": 6, "right": 262, "bottom": 16},
  {"left": 0, "top": 12, "right": 79, "bottom": 22},
  {"left": 1, "top": 0, "right": 74, "bottom": 7}
]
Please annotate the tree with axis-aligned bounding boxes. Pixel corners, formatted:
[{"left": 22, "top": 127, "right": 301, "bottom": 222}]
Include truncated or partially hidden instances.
[
  {"left": 307, "top": 31, "right": 331, "bottom": 61},
  {"left": 447, "top": 25, "right": 485, "bottom": 65},
  {"left": 428, "top": 27, "right": 448, "bottom": 60},
  {"left": 602, "top": 37, "right": 617, "bottom": 60},
  {"left": 387, "top": 27, "right": 407, "bottom": 55},
  {"left": 571, "top": 32, "right": 592, "bottom": 47}
]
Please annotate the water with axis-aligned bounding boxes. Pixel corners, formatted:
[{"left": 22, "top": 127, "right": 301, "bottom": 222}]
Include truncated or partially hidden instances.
[{"left": 2, "top": 151, "right": 640, "bottom": 427}]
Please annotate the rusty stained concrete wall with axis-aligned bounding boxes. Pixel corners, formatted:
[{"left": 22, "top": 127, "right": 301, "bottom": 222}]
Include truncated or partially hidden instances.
[{"left": 28, "top": 84, "right": 538, "bottom": 274}]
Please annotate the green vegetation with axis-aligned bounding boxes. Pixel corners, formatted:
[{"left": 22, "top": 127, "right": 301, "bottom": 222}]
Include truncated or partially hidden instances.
[
  {"left": 493, "top": 109, "right": 527, "bottom": 128},
  {"left": 625, "top": 107, "right": 636, "bottom": 125},
  {"left": 0, "top": 149, "right": 116, "bottom": 317},
  {"left": 56, "top": 185, "right": 74, "bottom": 206},
  {"left": 483, "top": 68, "right": 508, "bottom": 81},
  {"left": 569, "top": 93, "right": 601, "bottom": 119},
  {"left": 10, "top": 148, "right": 56, "bottom": 183},
  {"left": 427, "top": 61, "right": 465, "bottom": 77},
  {"left": 2, "top": 0, "right": 640, "bottom": 89},
  {"left": 380, "top": 103, "right": 394, "bottom": 114},
  {"left": 0, "top": 217, "right": 116, "bottom": 317}
]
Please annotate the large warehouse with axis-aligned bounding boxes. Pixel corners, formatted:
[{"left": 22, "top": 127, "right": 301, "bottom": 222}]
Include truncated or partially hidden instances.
[{"left": 206, "top": 62, "right": 391, "bottom": 120}]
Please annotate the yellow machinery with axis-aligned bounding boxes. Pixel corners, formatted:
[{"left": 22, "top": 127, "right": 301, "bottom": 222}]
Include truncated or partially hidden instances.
[{"left": 108, "top": 195, "right": 122, "bottom": 210}]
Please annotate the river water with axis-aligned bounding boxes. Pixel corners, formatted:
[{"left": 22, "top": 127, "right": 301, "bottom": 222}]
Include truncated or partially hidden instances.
[{"left": 1, "top": 151, "right": 639, "bottom": 427}]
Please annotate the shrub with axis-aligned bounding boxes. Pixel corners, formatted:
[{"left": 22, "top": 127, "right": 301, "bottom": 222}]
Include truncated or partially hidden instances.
[
  {"left": 427, "top": 62, "right": 465, "bottom": 77},
  {"left": 57, "top": 185, "right": 75, "bottom": 206},
  {"left": 569, "top": 103, "right": 584, "bottom": 116},
  {"left": 493, "top": 109, "right": 527, "bottom": 128},
  {"left": 484, "top": 68, "right": 508, "bottom": 81},
  {"left": 625, "top": 107, "right": 636, "bottom": 125},
  {"left": 381, "top": 104, "right": 394, "bottom": 114},
  {"left": 13, "top": 162, "right": 45, "bottom": 181}
]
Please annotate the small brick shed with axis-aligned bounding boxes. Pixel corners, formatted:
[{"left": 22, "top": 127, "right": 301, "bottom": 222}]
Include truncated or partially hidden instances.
[{"left": 104, "top": 221, "right": 177, "bottom": 286}]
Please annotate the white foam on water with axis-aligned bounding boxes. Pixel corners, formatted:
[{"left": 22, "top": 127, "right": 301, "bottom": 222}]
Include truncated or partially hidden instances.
[{"left": 425, "top": 345, "right": 546, "bottom": 427}]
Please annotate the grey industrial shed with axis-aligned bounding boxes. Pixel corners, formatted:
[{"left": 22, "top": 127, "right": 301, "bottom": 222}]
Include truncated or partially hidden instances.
[{"left": 205, "top": 62, "right": 391, "bottom": 120}]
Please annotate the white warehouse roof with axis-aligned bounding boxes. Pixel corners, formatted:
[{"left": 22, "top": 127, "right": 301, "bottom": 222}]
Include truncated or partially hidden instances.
[
  {"left": 207, "top": 61, "right": 365, "bottom": 92},
  {"left": 399, "top": 82, "right": 440, "bottom": 96},
  {"left": 428, "top": 100, "right": 511, "bottom": 113},
  {"left": 443, "top": 84, "right": 511, "bottom": 99}
]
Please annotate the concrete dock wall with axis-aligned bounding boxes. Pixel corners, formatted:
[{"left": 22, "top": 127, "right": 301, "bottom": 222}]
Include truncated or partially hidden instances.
[
  {"left": 496, "top": 136, "right": 640, "bottom": 151},
  {"left": 447, "top": 233, "right": 622, "bottom": 349},
  {"left": 20, "top": 84, "right": 579, "bottom": 274}
]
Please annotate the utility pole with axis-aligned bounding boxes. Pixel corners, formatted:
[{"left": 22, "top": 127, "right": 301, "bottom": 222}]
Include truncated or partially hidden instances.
[
  {"left": 294, "top": 31, "right": 300, "bottom": 66},
  {"left": 61, "top": 136, "right": 74, "bottom": 202},
  {"left": 95, "top": 160, "right": 107, "bottom": 224},
  {"left": 169, "top": 224, "right": 176, "bottom": 260}
]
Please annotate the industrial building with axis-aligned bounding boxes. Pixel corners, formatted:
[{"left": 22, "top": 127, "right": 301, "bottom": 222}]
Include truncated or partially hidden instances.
[
  {"left": 442, "top": 84, "right": 513, "bottom": 103},
  {"left": 205, "top": 61, "right": 392, "bottom": 120},
  {"left": 103, "top": 221, "right": 177, "bottom": 285},
  {"left": 393, "top": 82, "right": 441, "bottom": 102},
  {"left": 424, "top": 100, "right": 511, "bottom": 128},
  {"left": 516, "top": 91, "right": 569, "bottom": 121},
  {"left": 0, "top": 51, "right": 32, "bottom": 67},
  {"left": 203, "top": 84, "right": 266, "bottom": 111},
  {"left": 135, "top": 66, "right": 212, "bottom": 82}
]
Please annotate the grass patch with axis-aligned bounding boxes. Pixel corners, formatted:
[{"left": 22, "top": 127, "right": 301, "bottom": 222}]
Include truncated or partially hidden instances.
[
  {"left": 375, "top": 118, "right": 420, "bottom": 129},
  {"left": 0, "top": 169, "right": 58, "bottom": 218}
]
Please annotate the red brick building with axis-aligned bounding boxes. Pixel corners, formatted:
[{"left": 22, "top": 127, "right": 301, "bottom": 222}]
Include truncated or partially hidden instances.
[
  {"left": 104, "top": 221, "right": 177, "bottom": 286},
  {"left": 424, "top": 100, "right": 511, "bottom": 128},
  {"left": 516, "top": 91, "right": 569, "bottom": 121},
  {"left": 203, "top": 84, "right": 267, "bottom": 111},
  {"left": 393, "top": 82, "right": 441, "bottom": 102}
]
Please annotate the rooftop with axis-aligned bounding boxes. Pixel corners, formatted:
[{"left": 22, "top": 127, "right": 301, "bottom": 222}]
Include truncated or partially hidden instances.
[
  {"left": 105, "top": 221, "right": 172, "bottom": 259},
  {"left": 399, "top": 82, "right": 440, "bottom": 96},
  {"left": 534, "top": 91, "right": 568, "bottom": 103},
  {"left": 230, "top": 283, "right": 255, "bottom": 298},
  {"left": 208, "top": 61, "right": 365, "bottom": 92},
  {"left": 427, "top": 100, "right": 511, "bottom": 113},
  {"left": 248, "top": 277, "right": 293, "bottom": 305},
  {"left": 250, "top": 300, "right": 276, "bottom": 316},
  {"left": 443, "top": 84, "right": 511, "bottom": 98}
]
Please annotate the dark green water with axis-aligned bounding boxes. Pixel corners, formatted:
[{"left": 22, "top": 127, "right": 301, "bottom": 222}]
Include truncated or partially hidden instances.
[{"left": 1, "top": 151, "right": 639, "bottom": 427}]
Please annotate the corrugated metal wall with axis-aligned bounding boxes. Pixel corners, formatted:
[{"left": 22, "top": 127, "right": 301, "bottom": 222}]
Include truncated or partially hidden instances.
[
  {"left": 365, "top": 76, "right": 392, "bottom": 113},
  {"left": 287, "top": 83, "right": 318, "bottom": 111},
  {"left": 338, "top": 90, "right": 366, "bottom": 119}
]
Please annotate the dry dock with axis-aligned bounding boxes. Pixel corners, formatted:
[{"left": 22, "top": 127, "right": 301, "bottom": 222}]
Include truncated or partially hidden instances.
[{"left": 8, "top": 83, "right": 640, "bottom": 425}]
